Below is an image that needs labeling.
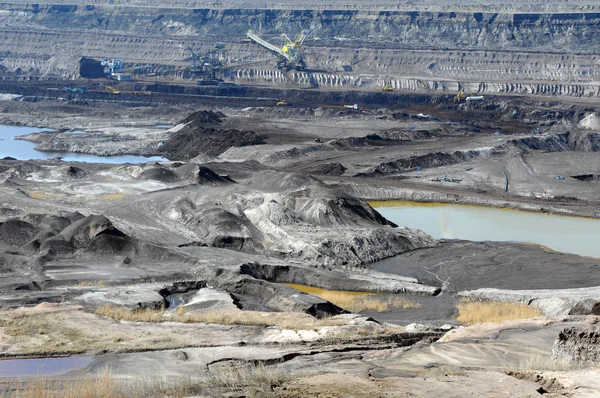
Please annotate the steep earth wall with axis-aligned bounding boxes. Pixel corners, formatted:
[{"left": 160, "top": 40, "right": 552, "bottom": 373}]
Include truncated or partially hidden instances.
[{"left": 0, "top": 2, "right": 600, "bottom": 96}]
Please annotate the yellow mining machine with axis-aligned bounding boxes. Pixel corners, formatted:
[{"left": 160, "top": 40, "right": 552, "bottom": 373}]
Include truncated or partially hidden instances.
[
  {"left": 105, "top": 85, "right": 120, "bottom": 95},
  {"left": 246, "top": 30, "right": 307, "bottom": 71},
  {"left": 454, "top": 91, "right": 466, "bottom": 102}
]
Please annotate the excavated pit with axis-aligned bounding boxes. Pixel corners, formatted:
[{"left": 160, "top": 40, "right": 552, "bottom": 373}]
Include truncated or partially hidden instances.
[{"left": 0, "top": 2, "right": 599, "bottom": 98}]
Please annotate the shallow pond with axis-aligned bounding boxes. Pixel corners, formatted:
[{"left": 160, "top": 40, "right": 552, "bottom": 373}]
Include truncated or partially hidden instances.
[
  {"left": 374, "top": 201, "right": 600, "bottom": 258},
  {"left": 0, "top": 125, "right": 166, "bottom": 163},
  {"left": 0, "top": 356, "right": 94, "bottom": 377}
]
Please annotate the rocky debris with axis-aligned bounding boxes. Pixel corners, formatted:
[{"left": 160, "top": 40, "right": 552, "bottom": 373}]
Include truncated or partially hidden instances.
[
  {"left": 390, "top": 112, "right": 440, "bottom": 122},
  {"left": 0, "top": 219, "right": 40, "bottom": 247},
  {"left": 552, "top": 324, "right": 600, "bottom": 363},
  {"left": 161, "top": 170, "right": 435, "bottom": 267},
  {"left": 212, "top": 272, "right": 345, "bottom": 317},
  {"left": 31, "top": 134, "right": 163, "bottom": 157},
  {"left": 73, "top": 282, "right": 166, "bottom": 309},
  {"left": 159, "top": 127, "right": 266, "bottom": 160},
  {"left": 139, "top": 165, "right": 180, "bottom": 183},
  {"left": 178, "top": 110, "right": 225, "bottom": 126},
  {"left": 571, "top": 174, "right": 600, "bottom": 182},
  {"left": 377, "top": 129, "right": 440, "bottom": 141},
  {"left": 0, "top": 212, "right": 144, "bottom": 271},
  {"left": 214, "top": 190, "right": 425, "bottom": 265},
  {"left": 109, "top": 164, "right": 145, "bottom": 180},
  {"left": 405, "top": 323, "right": 456, "bottom": 333},
  {"left": 364, "top": 147, "right": 502, "bottom": 176},
  {"left": 239, "top": 262, "right": 440, "bottom": 296},
  {"left": 173, "top": 163, "right": 235, "bottom": 184},
  {"left": 304, "top": 162, "right": 347, "bottom": 176},
  {"left": 508, "top": 130, "right": 600, "bottom": 153},
  {"left": 327, "top": 135, "right": 399, "bottom": 149},
  {"left": 261, "top": 145, "right": 329, "bottom": 164},
  {"left": 567, "top": 130, "right": 600, "bottom": 152},
  {"left": 157, "top": 109, "right": 263, "bottom": 161},
  {"left": 105, "top": 162, "right": 232, "bottom": 185},
  {"left": 178, "top": 287, "right": 239, "bottom": 312},
  {"left": 50, "top": 165, "right": 88, "bottom": 180},
  {"left": 578, "top": 113, "right": 600, "bottom": 130},
  {"left": 508, "top": 133, "right": 571, "bottom": 152},
  {"left": 358, "top": 129, "right": 600, "bottom": 177},
  {"left": 57, "top": 214, "right": 135, "bottom": 255},
  {"left": 0, "top": 162, "right": 44, "bottom": 180}
]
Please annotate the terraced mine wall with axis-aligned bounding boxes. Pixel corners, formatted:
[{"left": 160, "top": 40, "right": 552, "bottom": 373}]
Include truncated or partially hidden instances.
[{"left": 1, "top": 2, "right": 600, "bottom": 97}]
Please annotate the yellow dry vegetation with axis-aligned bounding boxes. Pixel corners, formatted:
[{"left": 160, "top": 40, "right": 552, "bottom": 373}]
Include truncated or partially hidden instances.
[
  {"left": 78, "top": 280, "right": 105, "bottom": 287},
  {"left": 7, "top": 363, "right": 303, "bottom": 398},
  {"left": 95, "top": 304, "right": 345, "bottom": 330},
  {"left": 100, "top": 193, "right": 129, "bottom": 201},
  {"left": 7, "top": 371, "right": 132, "bottom": 398},
  {"left": 284, "top": 284, "right": 421, "bottom": 312},
  {"left": 367, "top": 200, "right": 444, "bottom": 208},
  {"left": 28, "top": 191, "right": 56, "bottom": 200},
  {"left": 456, "top": 299, "right": 542, "bottom": 325}
]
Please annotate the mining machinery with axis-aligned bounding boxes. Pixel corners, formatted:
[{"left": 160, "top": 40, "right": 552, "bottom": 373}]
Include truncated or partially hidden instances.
[
  {"left": 101, "top": 58, "right": 153, "bottom": 79},
  {"left": 454, "top": 91, "right": 466, "bottom": 103},
  {"left": 64, "top": 87, "right": 86, "bottom": 94},
  {"left": 101, "top": 58, "right": 125, "bottom": 75},
  {"left": 104, "top": 85, "right": 120, "bottom": 95},
  {"left": 246, "top": 30, "right": 306, "bottom": 71},
  {"left": 185, "top": 46, "right": 225, "bottom": 79}
]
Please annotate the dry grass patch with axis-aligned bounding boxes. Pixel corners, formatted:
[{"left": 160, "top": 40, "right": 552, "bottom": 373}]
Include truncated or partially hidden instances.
[
  {"left": 95, "top": 305, "right": 346, "bottom": 330},
  {"left": 100, "top": 193, "right": 129, "bottom": 201},
  {"left": 78, "top": 280, "right": 105, "bottom": 287},
  {"left": 285, "top": 284, "right": 421, "bottom": 312},
  {"left": 28, "top": 191, "right": 56, "bottom": 200},
  {"left": 6, "top": 371, "right": 134, "bottom": 398},
  {"left": 160, "top": 362, "right": 321, "bottom": 396},
  {"left": 0, "top": 305, "right": 226, "bottom": 355},
  {"left": 456, "top": 299, "right": 542, "bottom": 326},
  {"left": 367, "top": 200, "right": 444, "bottom": 208},
  {"left": 196, "top": 363, "right": 286, "bottom": 389},
  {"left": 6, "top": 364, "right": 310, "bottom": 398}
]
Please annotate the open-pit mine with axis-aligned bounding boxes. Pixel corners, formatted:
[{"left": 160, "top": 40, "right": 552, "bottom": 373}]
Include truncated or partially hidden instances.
[{"left": 0, "top": 0, "right": 598, "bottom": 397}]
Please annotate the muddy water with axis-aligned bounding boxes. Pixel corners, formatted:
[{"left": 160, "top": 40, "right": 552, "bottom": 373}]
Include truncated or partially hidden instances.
[
  {"left": 0, "top": 356, "right": 94, "bottom": 377},
  {"left": 0, "top": 125, "right": 166, "bottom": 163},
  {"left": 374, "top": 201, "right": 600, "bottom": 258}
]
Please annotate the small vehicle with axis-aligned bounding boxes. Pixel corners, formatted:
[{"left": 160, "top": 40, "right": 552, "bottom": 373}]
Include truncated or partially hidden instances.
[
  {"left": 64, "top": 87, "right": 86, "bottom": 94},
  {"left": 105, "top": 86, "right": 120, "bottom": 95},
  {"left": 382, "top": 85, "right": 393, "bottom": 92}
]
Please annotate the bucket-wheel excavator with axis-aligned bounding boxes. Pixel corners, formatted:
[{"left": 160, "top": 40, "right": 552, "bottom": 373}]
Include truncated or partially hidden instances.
[{"left": 246, "top": 30, "right": 307, "bottom": 71}]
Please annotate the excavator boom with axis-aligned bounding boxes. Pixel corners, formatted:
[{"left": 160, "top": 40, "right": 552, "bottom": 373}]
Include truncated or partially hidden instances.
[
  {"left": 246, "top": 30, "right": 306, "bottom": 71},
  {"left": 247, "top": 30, "right": 290, "bottom": 60}
]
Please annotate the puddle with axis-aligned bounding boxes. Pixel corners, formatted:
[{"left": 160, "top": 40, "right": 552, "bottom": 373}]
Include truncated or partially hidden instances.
[
  {"left": 0, "top": 356, "right": 94, "bottom": 377},
  {"left": 373, "top": 201, "right": 600, "bottom": 258},
  {"left": 166, "top": 293, "right": 187, "bottom": 309},
  {"left": 0, "top": 125, "right": 167, "bottom": 163}
]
